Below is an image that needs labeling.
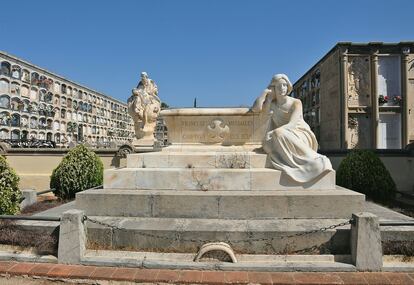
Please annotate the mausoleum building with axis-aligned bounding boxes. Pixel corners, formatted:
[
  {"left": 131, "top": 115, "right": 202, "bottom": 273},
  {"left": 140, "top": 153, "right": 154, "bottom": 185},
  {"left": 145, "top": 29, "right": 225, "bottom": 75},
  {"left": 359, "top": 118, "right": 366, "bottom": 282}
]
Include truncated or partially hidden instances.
[
  {"left": 292, "top": 42, "right": 414, "bottom": 150},
  {"left": 0, "top": 51, "right": 134, "bottom": 146}
]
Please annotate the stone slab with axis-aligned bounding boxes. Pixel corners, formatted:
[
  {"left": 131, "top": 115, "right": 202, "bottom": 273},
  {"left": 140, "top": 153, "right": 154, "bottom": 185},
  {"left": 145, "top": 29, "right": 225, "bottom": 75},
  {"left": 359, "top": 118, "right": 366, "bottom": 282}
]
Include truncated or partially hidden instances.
[
  {"left": 126, "top": 152, "right": 268, "bottom": 169},
  {"left": 103, "top": 168, "right": 336, "bottom": 190},
  {"left": 84, "top": 216, "right": 350, "bottom": 254},
  {"left": 76, "top": 188, "right": 365, "bottom": 219}
]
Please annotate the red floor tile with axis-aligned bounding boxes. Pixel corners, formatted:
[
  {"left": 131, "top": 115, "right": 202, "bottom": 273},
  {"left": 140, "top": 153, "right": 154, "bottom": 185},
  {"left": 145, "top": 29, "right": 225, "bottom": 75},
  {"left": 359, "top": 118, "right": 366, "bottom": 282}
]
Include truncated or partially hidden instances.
[
  {"left": 67, "top": 265, "right": 96, "bottom": 279},
  {"left": 248, "top": 272, "right": 273, "bottom": 285},
  {"left": 224, "top": 271, "right": 249, "bottom": 284},
  {"left": 134, "top": 268, "right": 160, "bottom": 282},
  {"left": 0, "top": 261, "right": 17, "bottom": 273},
  {"left": 111, "top": 267, "right": 138, "bottom": 281},
  {"left": 179, "top": 270, "right": 203, "bottom": 283},
  {"left": 7, "top": 262, "right": 37, "bottom": 275},
  {"left": 363, "top": 272, "right": 393, "bottom": 285},
  {"left": 382, "top": 272, "right": 414, "bottom": 285},
  {"left": 270, "top": 272, "right": 296, "bottom": 284},
  {"left": 47, "top": 264, "right": 75, "bottom": 278},
  {"left": 28, "top": 263, "right": 56, "bottom": 276},
  {"left": 202, "top": 270, "right": 226, "bottom": 284},
  {"left": 293, "top": 272, "right": 343, "bottom": 284},
  {"left": 90, "top": 266, "right": 116, "bottom": 280},
  {"left": 336, "top": 272, "right": 368, "bottom": 285}
]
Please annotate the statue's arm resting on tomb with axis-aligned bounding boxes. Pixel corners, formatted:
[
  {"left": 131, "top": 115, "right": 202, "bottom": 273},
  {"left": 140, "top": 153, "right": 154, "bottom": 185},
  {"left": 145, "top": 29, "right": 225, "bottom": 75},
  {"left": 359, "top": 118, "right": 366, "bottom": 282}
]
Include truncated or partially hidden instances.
[{"left": 251, "top": 88, "right": 273, "bottom": 113}]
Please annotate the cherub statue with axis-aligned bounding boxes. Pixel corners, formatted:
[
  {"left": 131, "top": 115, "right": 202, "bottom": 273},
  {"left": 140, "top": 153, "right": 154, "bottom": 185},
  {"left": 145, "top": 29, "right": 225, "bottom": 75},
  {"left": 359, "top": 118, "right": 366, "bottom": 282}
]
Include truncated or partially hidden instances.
[{"left": 127, "top": 72, "right": 161, "bottom": 145}]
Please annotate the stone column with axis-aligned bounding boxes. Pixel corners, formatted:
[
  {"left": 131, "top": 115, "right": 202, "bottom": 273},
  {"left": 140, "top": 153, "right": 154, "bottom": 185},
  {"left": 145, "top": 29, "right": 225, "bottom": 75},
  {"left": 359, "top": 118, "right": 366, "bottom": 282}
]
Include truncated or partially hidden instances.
[
  {"left": 58, "top": 209, "right": 86, "bottom": 264},
  {"left": 401, "top": 47, "right": 410, "bottom": 147},
  {"left": 370, "top": 50, "right": 379, "bottom": 148},
  {"left": 340, "top": 48, "right": 349, "bottom": 149},
  {"left": 351, "top": 212, "right": 383, "bottom": 271}
]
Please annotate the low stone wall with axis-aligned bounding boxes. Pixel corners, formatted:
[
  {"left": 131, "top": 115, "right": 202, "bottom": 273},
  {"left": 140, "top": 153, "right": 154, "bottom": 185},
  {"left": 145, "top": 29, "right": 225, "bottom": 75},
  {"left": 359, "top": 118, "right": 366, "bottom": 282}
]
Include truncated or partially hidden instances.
[{"left": 3, "top": 149, "right": 126, "bottom": 191}]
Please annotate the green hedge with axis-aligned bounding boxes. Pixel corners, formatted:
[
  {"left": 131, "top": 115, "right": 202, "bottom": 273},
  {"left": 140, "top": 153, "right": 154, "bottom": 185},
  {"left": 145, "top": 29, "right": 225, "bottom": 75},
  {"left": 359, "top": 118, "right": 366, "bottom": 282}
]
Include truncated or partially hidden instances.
[
  {"left": 50, "top": 144, "right": 103, "bottom": 200},
  {"left": 0, "top": 156, "right": 21, "bottom": 215},
  {"left": 336, "top": 150, "right": 396, "bottom": 202}
]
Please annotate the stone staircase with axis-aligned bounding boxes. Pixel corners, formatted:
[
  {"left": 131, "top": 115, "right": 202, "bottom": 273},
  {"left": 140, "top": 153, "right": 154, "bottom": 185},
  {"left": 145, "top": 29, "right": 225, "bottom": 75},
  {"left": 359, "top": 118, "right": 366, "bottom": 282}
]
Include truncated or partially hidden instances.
[{"left": 76, "top": 151, "right": 365, "bottom": 254}]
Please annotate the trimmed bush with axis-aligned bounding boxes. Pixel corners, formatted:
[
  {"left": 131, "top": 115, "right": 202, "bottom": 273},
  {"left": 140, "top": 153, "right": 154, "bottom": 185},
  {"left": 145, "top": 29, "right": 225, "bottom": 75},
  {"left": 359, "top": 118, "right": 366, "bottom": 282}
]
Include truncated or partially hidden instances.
[
  {"left": 0, "top": 156, "right": 21, "bottom": 215},
  {"left": 336, "top": 150, "right": 396, "bottom": 202},
  {"left": 50, "top": 144, "right": 103, "bottom": 200}
]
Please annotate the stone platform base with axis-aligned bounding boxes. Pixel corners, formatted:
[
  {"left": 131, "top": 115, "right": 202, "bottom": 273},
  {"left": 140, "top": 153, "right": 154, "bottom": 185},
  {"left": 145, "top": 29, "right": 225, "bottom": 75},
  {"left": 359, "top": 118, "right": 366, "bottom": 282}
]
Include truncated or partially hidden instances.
[{"left": 76, "top": 188, "right": 364, "bottom": 219}]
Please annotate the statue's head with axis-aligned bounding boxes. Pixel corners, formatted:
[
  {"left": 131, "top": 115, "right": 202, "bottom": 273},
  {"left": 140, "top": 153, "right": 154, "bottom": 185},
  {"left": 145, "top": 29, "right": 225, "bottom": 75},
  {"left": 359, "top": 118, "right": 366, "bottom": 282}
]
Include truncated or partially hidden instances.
[
  {"left": 140, "top": 72, "right": 149, "bottom": 85},
  {"left": 270, "top": 74, "right": 292, "bottom": 97}
]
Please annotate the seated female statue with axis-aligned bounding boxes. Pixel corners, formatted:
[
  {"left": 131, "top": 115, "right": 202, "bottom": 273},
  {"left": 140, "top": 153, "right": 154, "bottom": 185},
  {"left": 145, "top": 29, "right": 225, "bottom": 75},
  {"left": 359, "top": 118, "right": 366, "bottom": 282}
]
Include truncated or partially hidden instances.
[{"left": 251, "top": 74, "right": 332, "bottom": 183}]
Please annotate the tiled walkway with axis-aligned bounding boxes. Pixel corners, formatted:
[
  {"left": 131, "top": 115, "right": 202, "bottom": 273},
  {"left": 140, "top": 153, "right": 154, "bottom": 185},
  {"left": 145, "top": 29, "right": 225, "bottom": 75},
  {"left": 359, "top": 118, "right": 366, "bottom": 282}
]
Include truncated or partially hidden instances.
[{"left": 0, "top": 261, "right": 413, "bottom": 284}]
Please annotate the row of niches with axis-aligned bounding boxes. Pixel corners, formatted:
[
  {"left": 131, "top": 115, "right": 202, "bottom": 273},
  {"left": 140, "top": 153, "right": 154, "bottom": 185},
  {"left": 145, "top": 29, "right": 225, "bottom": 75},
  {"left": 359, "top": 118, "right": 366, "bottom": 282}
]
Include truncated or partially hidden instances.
[
  {"left": 0, "top": 110, "right": 130, "bottom": 131},
  {"left": 0, "top": 94, "right": 130, "bottom": 123},
  {"left": 0, "top": 116, "right": 130, "bottom": 138},
  {"left": 0, "top": 128, "right": 129, "bottom": 143},
  {"left": 0, "top": 79, "right": 130, "bottom": 122},
  {"left": 0, "top": 61, "right": 125, "bottom": 112}
]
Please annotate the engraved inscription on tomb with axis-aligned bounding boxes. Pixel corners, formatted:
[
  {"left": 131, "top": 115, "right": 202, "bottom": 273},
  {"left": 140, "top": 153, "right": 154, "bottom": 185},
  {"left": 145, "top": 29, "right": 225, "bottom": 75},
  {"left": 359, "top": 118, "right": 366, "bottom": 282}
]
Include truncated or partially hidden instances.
[{"left": 179, "top": 117, "right": 253, "bottom": 143}]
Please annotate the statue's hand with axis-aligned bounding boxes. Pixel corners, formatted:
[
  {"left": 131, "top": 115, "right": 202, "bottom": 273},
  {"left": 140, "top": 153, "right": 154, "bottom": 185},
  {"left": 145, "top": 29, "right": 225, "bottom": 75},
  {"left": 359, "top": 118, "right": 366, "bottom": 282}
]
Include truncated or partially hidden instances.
[{"left": 251, "top": 89, "right": 273, "bottom": 113}]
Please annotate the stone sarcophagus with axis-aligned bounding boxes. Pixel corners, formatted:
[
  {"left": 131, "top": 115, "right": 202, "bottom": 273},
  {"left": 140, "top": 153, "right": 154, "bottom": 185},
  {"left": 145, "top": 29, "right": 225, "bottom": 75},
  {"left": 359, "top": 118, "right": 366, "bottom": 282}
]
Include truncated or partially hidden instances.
[{"left": 160, "top": 108, "right": 270, "bottom": 150}]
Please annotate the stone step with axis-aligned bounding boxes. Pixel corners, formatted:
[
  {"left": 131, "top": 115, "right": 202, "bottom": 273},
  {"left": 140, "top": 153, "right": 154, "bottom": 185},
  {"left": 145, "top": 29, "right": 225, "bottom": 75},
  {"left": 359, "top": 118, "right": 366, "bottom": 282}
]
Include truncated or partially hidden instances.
[
  {"left": 104, "top": 168, "right": 336, "bottom": 190},
  {"left": 84, "top": 216, "right": 351, "bottom": 254},
  {"left": 76, "top": 188, "right": 364, "bottom": 219},
  {"left": 126, "top": 152, "right": 268, "bottom": 169}
]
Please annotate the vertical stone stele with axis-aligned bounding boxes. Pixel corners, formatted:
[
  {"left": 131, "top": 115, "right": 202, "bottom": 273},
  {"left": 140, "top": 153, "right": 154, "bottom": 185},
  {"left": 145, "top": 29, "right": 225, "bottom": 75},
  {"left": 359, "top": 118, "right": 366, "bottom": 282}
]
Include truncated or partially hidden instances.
[
  {"left": 351, "top": 212, "right": 383, "bottom": 271},
  {"left": 127, "top": 72, "right": 161, "bottom": 147},
  {"left": 58, "top": 209, "right": 86, "bottom": 264}
]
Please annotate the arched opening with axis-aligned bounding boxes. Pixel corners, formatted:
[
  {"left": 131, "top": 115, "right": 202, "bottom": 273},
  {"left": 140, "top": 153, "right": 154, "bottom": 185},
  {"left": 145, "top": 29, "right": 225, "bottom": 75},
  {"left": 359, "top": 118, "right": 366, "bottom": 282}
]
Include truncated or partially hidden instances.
[
  {"left": 30, "top": 117, "right": 38, "bottom": 129},
  {"left": 0, "top": 128, "right": 9, "bottom": 139},
  {"left": 61, "top": 84, "right": 67, "bottom": 94},
  {"left": 0, "top": 94, "right": 11, "bottom": 109},
  {"left": 11, "top": 97, "right": 22, "bottom": 111},
  {"left": 53, "top": 120, "right": 60, "bottom": 131},
  {"left": 38, "top": 132, "right": 45, "bottom": 140},
  {"left": 10, "top": 113, "right": 20, "bottom": 127},
  {"left": 39, "top": 117, "right": 46, "bottom": 129},
  {"left": 61, "top": 109, "right": 66, "bottom": 119},
  {"left": 31, "top": 72, "right": 39, "bottom": 85},
  {"left": 45, "top": 92, "right": 53, "bottom": 104},
  {"left": 29, "top": 102, "right": 38, "bottom": 114},
  {"left": 1, "top": 62, "right": 11, "bottom": 76},
  {"left": 47, "top": 132, "right": 53, "bottom": 141},
  {"left": 30, "top": 87, "right": 38, "bottom": 101},
  {"left": 21, "top": 85, "right": 29, "bottom": 98},
  {"left": 21, "top": 115, "right": 29, "bottom": 128},
  {"left": 60, "top": 121, "right": 66, "bottom": 132},
  {"left": 22, "top": 100, "right": 30, "bottom": 112},
  {"left": 11, "top": 129, "right": 20, "bottom": 140},
  {"left": 21, "top": 69, "right": 30, "bottom": 83},
  {"left": 39, "top": 89, "right": 46, "bottom": 102},
  {"left": 29, "top": 131, "right": 37, "bottom": 140},
  {"left": 46, "top": 118, "right": 53, "bottom": 130},
  {"left": 11, "top": 65, "right": 21, "bottom": 79},
  {"left": 21, "top": 130, "right": 28, "bottom": 140},
  {"left": 0, "top": 79, "right": 9, "bottom": 93},
  {"left": 0, "top": 112, "right": 10, "bottom": 126},
  {"left": 54, "top": 133, "right": 60, "bottom": 143},
  {"left": 11, "top": 82, "right": 20, "bottom": 96}
]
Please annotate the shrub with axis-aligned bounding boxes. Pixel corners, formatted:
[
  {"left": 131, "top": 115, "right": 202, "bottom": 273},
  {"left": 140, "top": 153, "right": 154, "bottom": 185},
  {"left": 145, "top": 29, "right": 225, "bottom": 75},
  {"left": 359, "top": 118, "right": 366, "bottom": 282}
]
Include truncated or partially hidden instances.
[
  {"left": 50, "top": 144, "right": 103, "bottom": 200},
  {"left": 336, "top": 150, "right": 396, "bottom": 202},
  {"left": 0, "top": 156, "right": 21, "bottom": 215}
]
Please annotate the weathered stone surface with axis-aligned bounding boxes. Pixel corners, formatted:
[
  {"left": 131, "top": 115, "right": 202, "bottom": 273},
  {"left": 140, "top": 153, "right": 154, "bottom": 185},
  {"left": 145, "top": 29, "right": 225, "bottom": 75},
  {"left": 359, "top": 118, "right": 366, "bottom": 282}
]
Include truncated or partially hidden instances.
[
  {"left": 58, "top": 210, "right": 86, "bottom": 264},
  {"left": 20, "top": 189, "right": 37, "bottom": 210},
  {"left": 76, "top": 188, "right": 364, "bottom": 219},
  {"left": 103, "top": 167, "right": 336, "bottom": 190},
  {"left": 351, "top": 212, "right": 383, "bottom": 271}
]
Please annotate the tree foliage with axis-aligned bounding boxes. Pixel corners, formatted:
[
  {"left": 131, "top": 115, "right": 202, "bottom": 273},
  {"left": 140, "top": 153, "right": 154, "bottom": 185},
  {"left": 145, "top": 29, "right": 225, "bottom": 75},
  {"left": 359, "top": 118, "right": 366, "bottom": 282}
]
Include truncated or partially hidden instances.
[
  {"left": 0, "top": 156, "right": 21, "bottom": 215},
  {"left": 336, "top": 150, "right": 396, "bottom": 202},
  {"left": 50, "top": 144, "right": 103, "bottom": 200}
]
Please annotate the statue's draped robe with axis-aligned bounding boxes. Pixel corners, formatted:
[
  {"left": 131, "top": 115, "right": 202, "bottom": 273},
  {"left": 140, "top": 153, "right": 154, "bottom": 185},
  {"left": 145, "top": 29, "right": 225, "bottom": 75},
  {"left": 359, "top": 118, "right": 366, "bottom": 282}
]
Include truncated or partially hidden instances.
[{"left": 263, "top": 103, "right": 332, "bottom": 183}]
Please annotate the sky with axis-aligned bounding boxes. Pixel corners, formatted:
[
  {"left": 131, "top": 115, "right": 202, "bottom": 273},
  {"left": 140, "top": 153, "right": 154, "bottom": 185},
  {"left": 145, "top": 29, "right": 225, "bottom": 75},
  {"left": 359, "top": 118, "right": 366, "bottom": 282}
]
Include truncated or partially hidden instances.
[{"left": 1, "top": 0, "right": 413, "bottom": 107}]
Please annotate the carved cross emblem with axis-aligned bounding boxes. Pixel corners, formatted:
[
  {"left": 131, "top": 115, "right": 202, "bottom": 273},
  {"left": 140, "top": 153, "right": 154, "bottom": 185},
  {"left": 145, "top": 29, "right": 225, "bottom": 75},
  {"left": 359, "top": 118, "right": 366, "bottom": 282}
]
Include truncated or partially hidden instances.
[{"left": 206, "top": 119, "right": 230, "bottom": 142}]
